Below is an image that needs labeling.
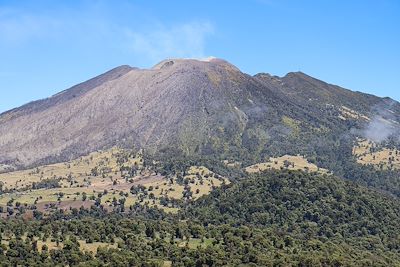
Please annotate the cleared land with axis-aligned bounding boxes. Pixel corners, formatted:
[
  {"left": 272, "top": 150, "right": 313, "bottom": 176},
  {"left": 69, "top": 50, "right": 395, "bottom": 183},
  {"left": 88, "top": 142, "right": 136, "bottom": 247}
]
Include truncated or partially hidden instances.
[
  {"left": 353, "top": 138, "right": 400, "bottom": 170},
  {"left": 0, "top": 148, "right": 228, "bottom": 214},
  {"left": 0, "top": 147, "right": 144, "bottom": 190},
  {"left": 245, "top": 155, "right": 329, "bottom": 174}
]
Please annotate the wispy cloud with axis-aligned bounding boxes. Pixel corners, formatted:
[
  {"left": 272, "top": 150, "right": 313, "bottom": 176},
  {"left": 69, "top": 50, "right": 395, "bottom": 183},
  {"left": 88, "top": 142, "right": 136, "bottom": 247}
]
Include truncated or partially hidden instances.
[
  {"left": 0, "top": 8, "right": 60, "bottom": 44},
  {"left": 125, "top": 21, "right": 214, "bottom": 63},
  {"left": 0, "top": 4, "right": 214, "bottom": 65}
]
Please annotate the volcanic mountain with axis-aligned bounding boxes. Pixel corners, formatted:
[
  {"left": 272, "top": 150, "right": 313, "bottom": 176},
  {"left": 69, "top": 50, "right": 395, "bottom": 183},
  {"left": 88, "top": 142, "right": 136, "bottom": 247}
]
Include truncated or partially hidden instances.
[{"left": 0, "top": 58, "right": 399, "bottom": 175}]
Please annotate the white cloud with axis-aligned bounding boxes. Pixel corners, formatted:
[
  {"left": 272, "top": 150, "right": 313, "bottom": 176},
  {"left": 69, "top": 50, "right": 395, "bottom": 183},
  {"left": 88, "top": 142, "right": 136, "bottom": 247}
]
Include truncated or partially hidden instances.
[
  {"left": 125, "top": 21, "right": 214, "bottom": 63},
  {"left": 0, "top": 4, "right": 215, "bottom": 65}
]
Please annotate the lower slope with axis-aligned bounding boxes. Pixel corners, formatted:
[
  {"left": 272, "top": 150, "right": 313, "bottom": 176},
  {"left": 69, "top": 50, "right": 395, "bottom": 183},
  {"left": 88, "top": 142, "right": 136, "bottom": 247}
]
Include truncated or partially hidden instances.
[{"left": 186, "top": 170, "right": 400, "bottom": 265}]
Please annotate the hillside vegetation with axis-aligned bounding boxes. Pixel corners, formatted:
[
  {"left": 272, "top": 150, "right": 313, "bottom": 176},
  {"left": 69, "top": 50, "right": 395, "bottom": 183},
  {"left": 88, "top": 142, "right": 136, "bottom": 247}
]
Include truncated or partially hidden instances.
[
  {"left": 353, "top": 138, "right": 400, "bottom": 170},
  {"left": 0, "top": 170, "right": 398, "bottom": 266},
  {"left": 186, "top": 170, "right": 400, "bottom": 265},
  {"left": 245, "top": 155, "right": 329, "bottom": 174},
  {"left": 0, "top": 148, "right": 228, "bottom": 215}
]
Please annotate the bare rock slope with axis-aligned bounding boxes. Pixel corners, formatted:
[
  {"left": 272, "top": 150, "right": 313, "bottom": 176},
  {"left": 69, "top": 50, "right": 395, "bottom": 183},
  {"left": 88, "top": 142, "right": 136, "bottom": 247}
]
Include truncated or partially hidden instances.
[
  {"left": 0, "top": 58, "right": 280, "bottom": 168},
  {"left": 0, "top": 58, "right": 399, "bottom": 169}
]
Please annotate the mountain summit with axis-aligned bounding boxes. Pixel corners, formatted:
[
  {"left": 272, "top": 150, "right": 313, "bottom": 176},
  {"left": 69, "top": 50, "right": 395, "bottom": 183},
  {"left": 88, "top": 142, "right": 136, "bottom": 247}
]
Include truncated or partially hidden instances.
[{"left": 0, "top": 58, "right": 399, "bottom": 170}]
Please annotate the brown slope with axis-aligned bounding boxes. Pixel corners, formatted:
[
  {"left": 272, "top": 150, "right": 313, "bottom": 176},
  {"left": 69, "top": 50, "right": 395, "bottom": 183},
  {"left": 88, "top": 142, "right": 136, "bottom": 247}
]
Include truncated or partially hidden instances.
[
  {"left": 255, "top": 71, "right": 400, "bottom": 131},
  {"left": 0, "top": 65, "right": 133, "bottom": 122},
  {"left": 255, "top": 71, "right": 382, "bottom": 113},
  {"left": 2, "top": 58, "right": 399, "bottom": 171},
  {"left": 0, "top": 58, "right": 290, "bottom": 169}
]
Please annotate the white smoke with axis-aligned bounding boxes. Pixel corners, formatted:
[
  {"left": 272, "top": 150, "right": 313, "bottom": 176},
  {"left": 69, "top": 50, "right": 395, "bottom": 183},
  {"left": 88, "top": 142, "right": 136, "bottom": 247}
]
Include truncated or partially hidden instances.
[
  {"left": 362, "top": 99, "right": 400, "bottom": 143},
  {"left": 363, "top": 116, "right": 397, "bottom": 143}
]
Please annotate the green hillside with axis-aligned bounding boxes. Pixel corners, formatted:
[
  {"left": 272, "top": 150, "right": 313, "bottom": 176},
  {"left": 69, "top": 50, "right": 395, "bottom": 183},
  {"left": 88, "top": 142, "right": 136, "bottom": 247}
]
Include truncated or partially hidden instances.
[
  {"left": 186, "top": 170, "right": 400, "bottom": 266},
  {"left": 0, "top": 170, "right": 398, "bottom": 266}
]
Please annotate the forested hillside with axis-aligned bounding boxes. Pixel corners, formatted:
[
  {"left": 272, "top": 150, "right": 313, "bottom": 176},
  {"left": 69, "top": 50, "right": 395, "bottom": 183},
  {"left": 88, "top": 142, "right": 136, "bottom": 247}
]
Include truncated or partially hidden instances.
[{"left": 0, "top": 170, "right": 398, "bottom": 266}]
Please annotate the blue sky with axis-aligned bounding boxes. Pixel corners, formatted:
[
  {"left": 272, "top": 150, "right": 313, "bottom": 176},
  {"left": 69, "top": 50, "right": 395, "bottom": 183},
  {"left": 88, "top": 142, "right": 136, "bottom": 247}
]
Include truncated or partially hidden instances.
[{"left": 0, "top": 0, "right": 399, "bottom": 113}]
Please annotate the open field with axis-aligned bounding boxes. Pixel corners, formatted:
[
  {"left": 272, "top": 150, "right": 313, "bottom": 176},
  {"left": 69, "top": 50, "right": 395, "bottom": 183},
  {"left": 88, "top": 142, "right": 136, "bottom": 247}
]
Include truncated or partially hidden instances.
[
  {"left": 222, "top": 160, "right": 241, "bottom": 168},
  {"left": 353, "top": 138, "right": 400, "bottom": 170},
  {"left": 245, "top": 155, "right": 329, "bottom": 174},
  {"left": 1, "top": 233, "right": 118, "bottom": 254},
  {"left": 0, "top": 148, "right": 228, "bottom": 214},
  {"left": 35, "top": 239, "right": 118, "bottom": 253},
  {"left": 0, "top": 147, "right": 144, "bottom": 190},
  {"left": 177, "top": 237, "right": 215, "bottom": 249}
]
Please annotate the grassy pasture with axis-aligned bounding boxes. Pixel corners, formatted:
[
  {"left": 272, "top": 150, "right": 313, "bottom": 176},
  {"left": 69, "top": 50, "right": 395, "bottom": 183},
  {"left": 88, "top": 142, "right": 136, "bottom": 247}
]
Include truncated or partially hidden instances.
[
  {"left": 0, "top": 147, "right": 144, "bottom": 191},
  {"left": 353, "top": 138, "right": 400, "bottom": 170},
  {"left": 0, "top": 147, "right": 227, "bottom": 213},
  {"left": 245, "top": 155, "right": 329, "bottom": 174},
  {"left": 35, "top": 239, "right": 118, "bottom": 253}
]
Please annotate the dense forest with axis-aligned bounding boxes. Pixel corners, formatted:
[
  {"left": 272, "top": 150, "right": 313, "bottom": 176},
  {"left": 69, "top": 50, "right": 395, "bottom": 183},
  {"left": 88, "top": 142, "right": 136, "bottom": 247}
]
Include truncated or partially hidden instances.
[{"left": 0, "top": 170, "right": 399, "bottom": 266}]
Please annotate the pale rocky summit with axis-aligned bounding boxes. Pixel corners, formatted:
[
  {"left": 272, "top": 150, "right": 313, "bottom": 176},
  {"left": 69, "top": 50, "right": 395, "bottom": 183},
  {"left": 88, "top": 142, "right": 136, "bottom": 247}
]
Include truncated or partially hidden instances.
[
  {"left": 0, "top": 58, "right": 276, "bottom": 168},
  {"left": 0, "top": 58, "right": 399, "bottom": 170}
]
